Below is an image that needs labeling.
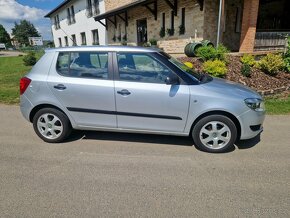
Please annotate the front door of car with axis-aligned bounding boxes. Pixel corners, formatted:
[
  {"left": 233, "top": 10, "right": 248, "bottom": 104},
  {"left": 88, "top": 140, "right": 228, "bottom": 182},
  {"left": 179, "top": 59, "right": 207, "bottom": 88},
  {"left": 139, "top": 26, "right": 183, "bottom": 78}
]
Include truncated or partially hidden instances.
[
  {"left": 47, "top": 51, "right": 117, "bottom": 128},
  {"left": 113, "top": 52, "right": 190, "bottom": 133}
]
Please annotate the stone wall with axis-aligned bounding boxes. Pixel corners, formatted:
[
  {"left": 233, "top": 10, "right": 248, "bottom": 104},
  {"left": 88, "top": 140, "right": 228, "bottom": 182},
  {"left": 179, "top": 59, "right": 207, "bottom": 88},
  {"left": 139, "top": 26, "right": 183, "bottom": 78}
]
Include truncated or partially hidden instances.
[
  {"left": 107, "top": 0, "right": 204, "bottom": 54},
  {"left": 104, "top": 0, "right": 137, "bottom": 11}
]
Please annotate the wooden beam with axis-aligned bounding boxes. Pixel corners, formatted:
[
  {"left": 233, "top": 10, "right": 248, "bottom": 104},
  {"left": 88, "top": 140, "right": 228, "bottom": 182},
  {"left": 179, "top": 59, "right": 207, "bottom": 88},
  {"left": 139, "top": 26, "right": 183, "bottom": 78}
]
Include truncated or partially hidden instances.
[
  {"left": 117, "top": 11, "right": 128, "bottom": 26},
  {"left": 164, "top": 0, "right": 177, "bottom": 16},
  {"left": 107, "top": 16, "right": 116, "bottom": 28},
  {"left": 98, "top": 20, "right": 107, "bottom": 30},
  {"left": 144, "top": 1, "right": 157, "bottom": 20}
]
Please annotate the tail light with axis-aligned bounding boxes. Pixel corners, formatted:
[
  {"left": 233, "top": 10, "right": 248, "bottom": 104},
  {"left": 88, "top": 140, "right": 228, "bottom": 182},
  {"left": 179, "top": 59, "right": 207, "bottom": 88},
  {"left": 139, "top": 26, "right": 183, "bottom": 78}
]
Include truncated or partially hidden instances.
[{"left": 20, "top": 77, "right": 31, "bottom": 95}]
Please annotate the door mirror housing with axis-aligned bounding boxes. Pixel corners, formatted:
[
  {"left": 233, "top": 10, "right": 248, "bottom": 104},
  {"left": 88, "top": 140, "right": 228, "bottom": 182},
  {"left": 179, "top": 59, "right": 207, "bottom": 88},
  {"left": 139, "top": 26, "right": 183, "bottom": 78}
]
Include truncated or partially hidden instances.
[{"left": 165, "top": 74, "right": 180, "bottom": 85}]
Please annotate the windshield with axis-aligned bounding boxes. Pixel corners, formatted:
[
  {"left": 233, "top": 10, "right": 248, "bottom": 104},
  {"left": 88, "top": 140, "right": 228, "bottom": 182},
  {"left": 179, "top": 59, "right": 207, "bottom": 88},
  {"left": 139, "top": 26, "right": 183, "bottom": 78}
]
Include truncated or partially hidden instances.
[{"left": 159, "top": 52, "right": 211, "bottom": 83}]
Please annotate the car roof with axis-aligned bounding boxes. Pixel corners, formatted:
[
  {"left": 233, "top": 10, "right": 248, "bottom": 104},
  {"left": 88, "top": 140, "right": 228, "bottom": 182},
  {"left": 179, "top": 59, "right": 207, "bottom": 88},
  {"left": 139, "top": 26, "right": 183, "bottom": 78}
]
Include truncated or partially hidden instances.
[{"left": 46, "top": 45, "right": 161, "bottom": 53}]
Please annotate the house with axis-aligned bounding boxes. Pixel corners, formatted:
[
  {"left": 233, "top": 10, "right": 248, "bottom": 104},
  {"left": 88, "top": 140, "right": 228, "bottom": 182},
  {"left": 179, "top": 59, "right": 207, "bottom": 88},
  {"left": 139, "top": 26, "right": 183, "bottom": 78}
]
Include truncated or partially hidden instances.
[
  {"left": 94, "top": 0, "right": 290, "bottom": 53},
  {"left": 44, "top": 0, "right": 107, "bottom": 47}
]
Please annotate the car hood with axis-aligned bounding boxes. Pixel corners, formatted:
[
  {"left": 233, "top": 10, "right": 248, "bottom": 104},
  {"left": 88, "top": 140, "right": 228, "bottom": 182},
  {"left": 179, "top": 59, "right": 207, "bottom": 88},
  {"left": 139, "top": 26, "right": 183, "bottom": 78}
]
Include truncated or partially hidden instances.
[{"left": 201, "top": 78, "right": 262, "bottom": 99}]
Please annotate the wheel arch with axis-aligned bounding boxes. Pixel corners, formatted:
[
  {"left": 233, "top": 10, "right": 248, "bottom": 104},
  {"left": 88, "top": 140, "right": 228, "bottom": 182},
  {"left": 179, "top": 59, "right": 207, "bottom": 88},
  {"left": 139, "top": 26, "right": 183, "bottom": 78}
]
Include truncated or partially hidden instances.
[
  {"left": 29, "top": 104, "right": 69, "bottom": 123},
  {"left": 190, "top": 110, "right": 241, "bottom": 141}
]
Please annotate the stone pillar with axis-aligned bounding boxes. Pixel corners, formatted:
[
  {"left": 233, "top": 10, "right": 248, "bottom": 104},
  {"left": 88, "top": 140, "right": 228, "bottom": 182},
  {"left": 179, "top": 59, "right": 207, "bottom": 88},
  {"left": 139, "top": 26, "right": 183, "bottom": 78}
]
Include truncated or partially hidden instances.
[{"left": 239, "top": 0, "right": 260, "bottom": 52}]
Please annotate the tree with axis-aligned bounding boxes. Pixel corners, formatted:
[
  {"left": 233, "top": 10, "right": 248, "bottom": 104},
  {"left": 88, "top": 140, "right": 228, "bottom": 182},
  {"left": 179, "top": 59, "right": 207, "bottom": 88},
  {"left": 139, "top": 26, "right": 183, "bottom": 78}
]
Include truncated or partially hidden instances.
[
  {"left": 0, "top": 24, "right": 11, "bottom": 46},
  {"left": 12, "top": 20, "right": 40, "bottom": 46}
]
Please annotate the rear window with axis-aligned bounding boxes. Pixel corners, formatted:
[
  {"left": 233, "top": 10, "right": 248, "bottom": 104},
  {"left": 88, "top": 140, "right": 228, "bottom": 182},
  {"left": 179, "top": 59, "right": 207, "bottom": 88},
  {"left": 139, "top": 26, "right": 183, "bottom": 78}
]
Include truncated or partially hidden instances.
[{"left": 56, "top": 52, "right": 108, "bottom": 79}]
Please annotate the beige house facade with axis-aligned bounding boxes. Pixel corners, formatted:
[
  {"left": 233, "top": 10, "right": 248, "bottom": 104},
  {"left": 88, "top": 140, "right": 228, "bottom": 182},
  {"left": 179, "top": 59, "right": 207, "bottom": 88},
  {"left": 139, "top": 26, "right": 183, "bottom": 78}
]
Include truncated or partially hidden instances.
[{"left": 95, "top": 0, "right": 290, "bottom": 54}]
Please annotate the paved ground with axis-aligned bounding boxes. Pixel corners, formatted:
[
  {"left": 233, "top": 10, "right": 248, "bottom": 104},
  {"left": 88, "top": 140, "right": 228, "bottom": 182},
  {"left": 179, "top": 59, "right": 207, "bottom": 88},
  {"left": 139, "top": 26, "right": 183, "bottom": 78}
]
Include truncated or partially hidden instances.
[
  {"left": 0, "top": 51, "right": 25, "bottom": 57},
  {"left": 0, "top": 105, "right": 289, "bottom": 218}
]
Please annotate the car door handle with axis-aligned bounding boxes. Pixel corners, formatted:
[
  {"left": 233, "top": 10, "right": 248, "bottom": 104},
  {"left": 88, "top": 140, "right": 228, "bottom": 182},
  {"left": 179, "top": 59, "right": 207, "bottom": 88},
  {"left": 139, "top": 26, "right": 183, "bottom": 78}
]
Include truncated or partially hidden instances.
[
  {"left": 53, "top": 84, "right": 66, "bottom": 90},
  {"left": 117, "top": 89, "right": 131, "bottom": 96}
]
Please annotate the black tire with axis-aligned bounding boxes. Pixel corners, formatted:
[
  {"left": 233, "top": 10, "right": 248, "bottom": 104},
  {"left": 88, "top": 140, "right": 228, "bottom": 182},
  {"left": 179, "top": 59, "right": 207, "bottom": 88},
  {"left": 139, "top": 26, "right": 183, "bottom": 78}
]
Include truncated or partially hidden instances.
[
  {"left": 33, "top": 108, "right": 71, "bottom": 143},
  {"left": 192, "top": 115, "right": 237, "bottom": 153}
]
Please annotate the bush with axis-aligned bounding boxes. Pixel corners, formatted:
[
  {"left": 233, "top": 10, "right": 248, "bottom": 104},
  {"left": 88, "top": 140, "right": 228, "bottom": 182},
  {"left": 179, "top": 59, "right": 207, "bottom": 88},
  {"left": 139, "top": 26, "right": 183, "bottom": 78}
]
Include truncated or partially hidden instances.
[
  {"left": 256, "top": 53, "right": 284, "bottom": 76},
  {"left": 196, "top": 44, "right": 228, "bottom": 61},
  {"left": 215, "top": 45, "right": 229, "bottom": 61},
  {"left": 196, "top": 46, "right": 217, "bottom": 61},
  {"left": 284, "top": 56, "right": 290, "bottom": 72},
  {"left": 240, "top": 54, "right": 255, "bottom": 66},
  {"left": 241, "top": 63, "right": 251, "bottom": 77},
  {"left": 23, "top": 52, "right": 37, "bottom": 66},
  {"left": 203, "top": 59, "right": 227, "bottom": 78}
]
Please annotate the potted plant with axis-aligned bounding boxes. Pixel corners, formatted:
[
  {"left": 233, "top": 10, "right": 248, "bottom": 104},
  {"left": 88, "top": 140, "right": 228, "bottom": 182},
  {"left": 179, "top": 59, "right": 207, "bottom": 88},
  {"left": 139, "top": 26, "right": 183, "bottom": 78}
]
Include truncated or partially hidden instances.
[
  {"left": 149, "top": 38, "right": 157, "bottom": 48},
  {"left": 159, "top": 27, "right": 165, "bottom": 38},
  {"left": 179, "top": 25, "right": 185, "bottom": 35},
  {"left": 166, "top": 28, "right": 175, "bottom": 36}
]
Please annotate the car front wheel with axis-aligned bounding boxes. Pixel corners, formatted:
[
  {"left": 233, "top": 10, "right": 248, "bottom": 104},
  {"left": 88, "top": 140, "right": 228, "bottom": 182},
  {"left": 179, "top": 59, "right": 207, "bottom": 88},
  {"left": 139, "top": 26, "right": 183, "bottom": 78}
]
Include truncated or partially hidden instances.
[
  {"left": 192, "top": 115, "right": 237, "bottom": 153},
  {"left": 33, "top": 108, "right": 71, "bottom": 143}
]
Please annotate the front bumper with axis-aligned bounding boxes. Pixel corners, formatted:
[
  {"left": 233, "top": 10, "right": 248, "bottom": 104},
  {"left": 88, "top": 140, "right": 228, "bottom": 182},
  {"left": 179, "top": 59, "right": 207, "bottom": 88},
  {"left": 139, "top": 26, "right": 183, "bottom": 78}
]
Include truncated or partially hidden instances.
[{"left": 238, "top": 109, "right": 266, "bottom": 140}]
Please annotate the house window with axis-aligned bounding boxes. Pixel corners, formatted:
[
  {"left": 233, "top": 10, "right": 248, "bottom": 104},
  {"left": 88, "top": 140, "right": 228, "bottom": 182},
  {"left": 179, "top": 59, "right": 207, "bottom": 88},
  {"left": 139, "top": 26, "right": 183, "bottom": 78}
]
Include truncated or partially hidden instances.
[
  {"left": 92, "top": 29, "right": 99, "bottom": 45},
  {"left": 67, "top": 8, "right": 71, "bottom": 25},
  {"left": 168, "top": 10, "right": 174, "bottom": 36},
  {"left": 71, "top": 34, "right": 77, "bottom": 46},
  {"left": 58, "top": 38, "right": 62, "bottom": 47},
  {"left": 180, "top": 8, "right": 185, "bottom": 35},
  {"left": 64, "top": 36, "right": 68, "bottom": 46},
  {"left": 81, "top": 32, "right": 86, "bottom": 45},
  {"left": 86, "top": 0, "right": 93, "bottom": 17},
  {"left": 54, "top": 15, "right": 60, "bottom": 30},
  {"left": 161, "top": 13, "right": 165, "bottom": 29},
  {"left": 93, "top": 0, "right": 100, "bottom": 15},
  {"left": 71, "top": 6, "right": 76, "bottom": 23}
]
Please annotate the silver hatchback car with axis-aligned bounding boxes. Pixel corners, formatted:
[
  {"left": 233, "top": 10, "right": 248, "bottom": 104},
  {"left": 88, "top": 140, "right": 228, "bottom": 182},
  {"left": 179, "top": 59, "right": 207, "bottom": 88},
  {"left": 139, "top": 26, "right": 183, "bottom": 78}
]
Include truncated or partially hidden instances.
[{"left": 20, "top": 46, "right": 265, "bottom": 153}]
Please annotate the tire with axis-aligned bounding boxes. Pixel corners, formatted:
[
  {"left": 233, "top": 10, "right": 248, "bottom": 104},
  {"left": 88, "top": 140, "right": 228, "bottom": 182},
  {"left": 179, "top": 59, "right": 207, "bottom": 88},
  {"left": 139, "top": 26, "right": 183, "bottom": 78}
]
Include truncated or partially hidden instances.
[
  {"left": 192, "top": 115, "right": 237, "bottom": 153},
  {"left": 33, "top": 108, "right": 71, "bottom": 143}
]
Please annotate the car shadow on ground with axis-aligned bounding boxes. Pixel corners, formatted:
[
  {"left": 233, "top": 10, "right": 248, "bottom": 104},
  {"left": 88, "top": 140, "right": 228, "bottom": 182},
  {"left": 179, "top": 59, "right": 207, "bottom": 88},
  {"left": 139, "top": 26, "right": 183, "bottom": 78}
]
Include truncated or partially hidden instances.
[
  {"left": 65, "top": 131, "right": 261, "bottom": 151},
  {"left": 66, "top": 130, "right": 194, "bottom": 147}
]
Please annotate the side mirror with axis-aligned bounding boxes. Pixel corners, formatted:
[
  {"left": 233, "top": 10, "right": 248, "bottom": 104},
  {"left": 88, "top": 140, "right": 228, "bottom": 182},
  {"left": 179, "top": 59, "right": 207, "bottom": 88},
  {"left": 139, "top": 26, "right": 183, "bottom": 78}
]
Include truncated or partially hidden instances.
[{"left": 165, "top": 74, "right": 179, "bottom": 85}]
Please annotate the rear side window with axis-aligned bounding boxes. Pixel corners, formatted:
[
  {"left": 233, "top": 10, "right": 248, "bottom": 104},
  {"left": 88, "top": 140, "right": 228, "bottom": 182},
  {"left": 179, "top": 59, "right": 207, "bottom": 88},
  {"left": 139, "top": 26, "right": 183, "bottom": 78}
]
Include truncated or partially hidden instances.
[{"left": 56, "top": 52, "right": 108, "bottom": 79}]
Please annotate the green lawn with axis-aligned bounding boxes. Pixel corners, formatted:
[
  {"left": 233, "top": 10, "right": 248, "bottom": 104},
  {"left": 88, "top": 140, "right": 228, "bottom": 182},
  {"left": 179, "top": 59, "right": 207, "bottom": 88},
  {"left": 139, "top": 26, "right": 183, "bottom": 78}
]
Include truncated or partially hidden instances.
[{"left": 265, "top": 94, "right": 290, "bottom": 115}]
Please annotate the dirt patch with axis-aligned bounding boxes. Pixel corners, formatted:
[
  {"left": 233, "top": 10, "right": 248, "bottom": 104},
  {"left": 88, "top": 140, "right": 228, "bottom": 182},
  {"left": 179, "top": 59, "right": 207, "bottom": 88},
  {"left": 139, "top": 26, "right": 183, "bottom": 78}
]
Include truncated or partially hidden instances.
[
  {"left": 0, "top": 51, "right": 25, "bottom": 57},
  {"left": 178, "top": 55, "right": 290, "bottom": 92}
]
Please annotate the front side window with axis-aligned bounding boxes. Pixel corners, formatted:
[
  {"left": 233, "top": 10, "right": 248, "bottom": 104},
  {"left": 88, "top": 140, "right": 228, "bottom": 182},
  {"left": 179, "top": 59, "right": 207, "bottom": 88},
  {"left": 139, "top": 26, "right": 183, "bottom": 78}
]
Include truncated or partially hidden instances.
[
  {"left": 117, "top": 52, "right": 172, "bottom": 84},
  {"left": 56, "top": 52, "right": 108, "bottom": 79}
]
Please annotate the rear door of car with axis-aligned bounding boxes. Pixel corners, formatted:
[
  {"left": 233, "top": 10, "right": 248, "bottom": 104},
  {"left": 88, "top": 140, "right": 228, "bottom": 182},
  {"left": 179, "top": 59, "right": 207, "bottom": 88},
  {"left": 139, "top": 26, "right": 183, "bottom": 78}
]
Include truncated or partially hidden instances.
[
  {"left": 113, "top": 51, "right": 190, "bottom": 133},
  {"left": 47, "top": 50, "right": 117, "bottom": 128}
]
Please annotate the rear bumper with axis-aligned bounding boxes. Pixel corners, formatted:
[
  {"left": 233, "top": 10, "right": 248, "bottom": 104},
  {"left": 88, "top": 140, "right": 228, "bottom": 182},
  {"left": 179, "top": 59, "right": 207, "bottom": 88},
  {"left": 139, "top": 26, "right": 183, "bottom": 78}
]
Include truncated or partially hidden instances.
[
  {"left": 20, "top": 95, "right": 34, "bottom": 122},
  {"left": 238, "top": 109, "right": 265, "bottom": 140}
]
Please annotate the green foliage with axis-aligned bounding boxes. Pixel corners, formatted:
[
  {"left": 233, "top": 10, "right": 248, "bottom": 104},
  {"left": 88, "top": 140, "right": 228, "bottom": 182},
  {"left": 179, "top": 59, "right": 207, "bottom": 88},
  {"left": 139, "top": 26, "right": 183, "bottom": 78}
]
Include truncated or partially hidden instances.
[
  {"left": 241, "top": 64, "right": 251, "bottom": 77},
  {"left": 203, "top": 59, "right": 227, "bottom": 78},
  {"left": 283, "top": 36, "right": 290, "bottom": 72},
  {"left": 196, "top": 46, "right": 217, "bottom": 61},
  {"left": 240, "top": 54, "right": 255, "bottom": 66},
  {"left": 0, "top": 24, "right": 11, "bottom": 46},
  {"left": 12, "top": 20, "right": 40, "bottom": 46},
  {"left": 179, "top": 25, "right": 185, "bottom": 35},
  {"left": 149, "top": 38, "right": 157, "bottom": 46},
  {"left": 23, "top": 52, "right": 37, "bottom": 66},
  {"left": 166, "top": 28, "right": 174, "bottom": 36},
  {"left": 196, "top": 44, "right": 228, "bottom": 61},
  {"left": 159, "top": 27, "right": 165, "bottom": 38},
  {"left": 256, "top": 53, "right": 285, "bottom": 76}
]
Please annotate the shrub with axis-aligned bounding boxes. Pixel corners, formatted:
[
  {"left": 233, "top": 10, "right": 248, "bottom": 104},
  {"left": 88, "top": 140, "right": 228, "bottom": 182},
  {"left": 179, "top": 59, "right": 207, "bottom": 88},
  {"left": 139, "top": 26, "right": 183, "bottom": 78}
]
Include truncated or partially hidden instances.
[
  {"left": 159, "top": 27, "right": 165, "bottom": 38},
  {"left": 215, "top": 44, "right": 229, "bottom": 61},
  {"left": 240, "top": 54, "right": 255, "bottom": 66},
  {"left": 149, "top": 38, "right": 157, "bottom": 46},
  {"left": 203, "top": 59, "right": 227, "bottom": 78},
  {"left": 23, "top": 52, "right": 37, "bottom": 66},
  {"left": 284, "top": 56, "right": 290, "bottom": 72},
  {"left": 241, "top": 63, "right": 251, "bottom": 77},
  {"left": 196, "top": 44, "right": 228, "bottom": 61},
  {"left": 196, "top": 46, "right": 217, "bottom": 61},
  {"left": 256, "top": 53, "right": 285, "bottom": 76}
]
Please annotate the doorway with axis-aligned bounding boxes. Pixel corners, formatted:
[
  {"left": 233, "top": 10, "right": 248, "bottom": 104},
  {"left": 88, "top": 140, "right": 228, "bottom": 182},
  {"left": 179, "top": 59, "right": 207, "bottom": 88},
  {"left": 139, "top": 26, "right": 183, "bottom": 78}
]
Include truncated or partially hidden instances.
[{"left": 137, "top": 19, "right": 147, "bottom": 46}]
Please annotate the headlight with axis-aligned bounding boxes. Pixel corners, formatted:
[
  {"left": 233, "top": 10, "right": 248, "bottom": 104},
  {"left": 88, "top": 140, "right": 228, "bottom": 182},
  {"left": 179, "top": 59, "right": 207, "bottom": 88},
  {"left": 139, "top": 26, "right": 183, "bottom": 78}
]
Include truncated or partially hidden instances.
[{"left": 244, "top": 98, "right": 265, "bottom": 111}]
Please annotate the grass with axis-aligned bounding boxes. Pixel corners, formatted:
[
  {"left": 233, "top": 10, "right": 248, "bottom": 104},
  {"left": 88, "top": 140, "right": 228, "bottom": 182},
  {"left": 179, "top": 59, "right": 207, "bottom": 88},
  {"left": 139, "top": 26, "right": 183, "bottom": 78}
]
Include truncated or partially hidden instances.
[
  {"left": 0, "top": 52, "right": 43, "bottom": 104},
  {"left": 265, "top": 93, "right": 290, "bottom": 115}
]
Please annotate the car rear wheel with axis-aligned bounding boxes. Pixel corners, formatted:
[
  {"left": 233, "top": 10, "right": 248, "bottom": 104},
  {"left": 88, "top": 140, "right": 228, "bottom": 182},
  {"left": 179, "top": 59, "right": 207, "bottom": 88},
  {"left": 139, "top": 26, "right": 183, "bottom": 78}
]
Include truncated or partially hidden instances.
[
  {"left": 192, "top": 115, "right": 237, "bottom": 153},
  {"left": 33, "top": 108, "right": 71, "bottom": 143}
]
